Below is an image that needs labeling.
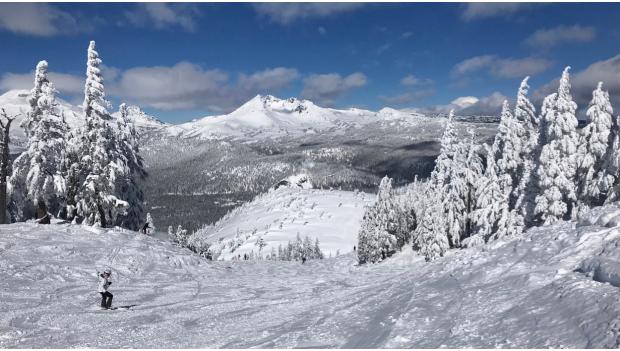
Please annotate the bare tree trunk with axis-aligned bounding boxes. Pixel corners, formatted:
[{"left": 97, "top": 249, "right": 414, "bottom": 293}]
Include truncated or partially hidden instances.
[{"left": 0, "top": 109, "right": 15, "bottom": 224}]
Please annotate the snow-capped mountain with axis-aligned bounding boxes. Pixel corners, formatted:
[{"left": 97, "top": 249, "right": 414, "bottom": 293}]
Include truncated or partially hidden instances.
[
  {"left": 166, "top": 94, "right": 428, "bottom": 139},
  {"left": 0, "top": 89, "right": 168, "bottom": 146}
]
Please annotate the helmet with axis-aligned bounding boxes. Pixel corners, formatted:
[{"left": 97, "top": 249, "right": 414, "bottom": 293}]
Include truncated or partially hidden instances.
[{"left": 103, "top": 268, "right": 112, "bottom": 275}]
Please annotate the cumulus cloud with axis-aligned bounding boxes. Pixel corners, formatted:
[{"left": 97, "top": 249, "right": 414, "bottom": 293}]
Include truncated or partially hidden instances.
[
  {"left": 112, "top": 63, "right": 300, "bottom": 112},
  {"left": 400, "top": 74, "right": 433, "bottom": 86},
  {"left": 379, "top": 90, "right": 435, "bottom": 106},
  {"left": 525, "top": 25, "right": 596, "bottom": 48},
  {"left": 1, "top": 62, "right": 300, "bottom": 113},
  {"left": 0, "top": 3, "right": 83, "bottom": 36},
  {"left": 459, "top": 92, "right": 508, "bottom": 116},
  {"left": 0, "top": 71, "right": 84, "bottom": 96},
  {"left": 452, "top": 55, "right": 553, "bottom": 79},
  {"left": 423, "top": 92, "right": 508, "bottom": 116},
  {"left": 253, "top": 3, "right": 364, "bottom": 25},
  {"left": 461, "top": 3, "right": 536, "bottom": 21},
  {"left": 533, "top": 55, "right": 620, "bottom": 114},
  {"left": 301, "top": 72, "right": 367, "bottom": 106},
  {"left": 124, "top": 3, "right": 201, "bottom": 31}
]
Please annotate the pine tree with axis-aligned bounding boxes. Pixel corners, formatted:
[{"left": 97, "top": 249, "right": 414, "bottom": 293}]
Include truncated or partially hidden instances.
[
  {"left": 9, "top": 60, "right": 68, "bottom": 220},
  {"left": 513, "top": 77, "right": 539, "bottom": 220},
  {"left": 74, "top": 40, "right": 128, "bottom": 227},
  {"left": 357, "top": 176, "right": 397, "bottom": 263},
  {"left": 575, "top": 82, "right": 614, "bottom": 212},
  {"left": 494, "top": 100, "right": 523, "bottom": 208},
  {"left": 471, "top": 145, "right": 504, "bottom": 240},
  {"left": 313, "top": 237, "right": 323, "bottom": 259},
  {"left": 462, "top": 129, "right": 483, "bottom": 238},
  {"left": 114, "top": 103, "right": 147, "bottom": 230},
  {"left": 534, "top": 67, "right": 580, "bottom": 225},
  {"left": 603, "top": 115, "right": 620, "bottom": 203},
  {"left": 415, "top": 202, "right": 449, "bottom": 261}
]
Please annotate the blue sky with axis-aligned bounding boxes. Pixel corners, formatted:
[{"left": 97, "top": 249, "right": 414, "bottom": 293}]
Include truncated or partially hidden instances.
[{"left": 1, "top": 3, "right": 619, "bottom": 122}]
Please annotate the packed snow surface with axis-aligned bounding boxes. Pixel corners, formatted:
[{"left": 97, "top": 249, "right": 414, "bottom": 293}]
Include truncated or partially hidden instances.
[
  {"left": 192, "top": 187, "right": 375, "bottom": 260},
  {"left": 2, "top": 203, "right": 620, "bottom": 348}
]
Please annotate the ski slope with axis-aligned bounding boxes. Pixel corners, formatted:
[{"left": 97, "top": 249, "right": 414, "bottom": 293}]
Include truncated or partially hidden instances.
[
  {"left": 189, "top": 186, "right": 375, "bottom": 260},
  {"left": 1, "top": 201, "right": 620, "bottom": 348}
]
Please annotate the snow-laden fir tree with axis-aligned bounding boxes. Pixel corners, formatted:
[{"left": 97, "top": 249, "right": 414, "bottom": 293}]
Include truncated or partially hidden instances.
[
  {"left": 429, "top": 110, "right": 467, "bottom": 247},
  {"left": 461, "top": 129, "right": 484, "bottom": 238},
  {"left": 470, "top": 144, "right": 504, "bottom": 240},
  {"left": 415, "top": 201, "right": 449, "bottom": 261},
  {"left": 114, "top": 103, "right": 147, "bottom": 230},
  {"left": 74, "top": 41, "right": 128, "bottom": 227},
  {"left": 313, "top": 238, "right": 324, "bottom": 259},
  {"left": 603, "top": 115, "right": 620, "bottom": 203},
  {"left": 575, "top": 82, "right": 614, "bottom": 213},
  {"left": 534, "top": 67, "right": 580, "bottom": 225},
  {"left": 494, "top": 100, "right": 524, "bottom": 207},
  {"left": 357, "top": 176, "right": 397, "bottom": 263},
  {"left": 9, "top": 60, "right": 69, "bottom": 220},
  {"left": 513, "top": 77, "right": 539, "bottom": 224}
]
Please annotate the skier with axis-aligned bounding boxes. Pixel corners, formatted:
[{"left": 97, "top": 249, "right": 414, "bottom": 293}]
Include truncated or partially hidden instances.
[
  {"left": 98, "top": 268, "right": 113, "bottom": 309},
  {"left": 141, "top": 222, "right": 151, "bottom": 234}
]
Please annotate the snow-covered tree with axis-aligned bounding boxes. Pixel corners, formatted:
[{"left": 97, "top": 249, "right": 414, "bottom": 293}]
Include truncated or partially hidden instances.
[
  {"left": 603, "top": 115, "right": 620, "bottom": 203},
  {"left": 534, "top": 67, "right": 580, "bottom": 225},
  {"left": 9, "top": 60, "right": 68, "bottom": 220},
  {"left": 74, "top": 40, "right": 128, "bottom": 227},
  {"left": 461, "top": 129, "right": 483, "bottom": 238},
  {"left": 471, "top": 144, "right": 504, "bottom": 240},
  {"left": 415, "top": 202, "right": 449, "bottom": 261},
  {"left": 0, "top": 109, "right": 15, "bottom": 224},
  {"left": 357, "top": 176, "right": 397, "bottom": 263},
  {"left": 513, "top": 77, "right": 539, "bottom": 217},
  {"left": 494, "top": 100, "right": 524, "bottom": 207},
  {"left": 114, "top": 103, "right": 147, "bottom": 230},
  {"left": 575, "top": 82, "right": 614, "bottom": 212},
  {"left": 313, "top": 238, "right": 324, "bottom": 259}
]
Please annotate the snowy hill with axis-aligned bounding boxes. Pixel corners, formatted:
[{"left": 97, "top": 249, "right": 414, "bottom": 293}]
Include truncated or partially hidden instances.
[
  {"left": 1, "top": 202, "right": 620, "bottom": 347},
  {"left": 189, "top": 187, "right": 375, "bottom": 260},
  {"left": 0, "top": 89, "right": 168, "bottom": 146},
  {"left": 165, "top": 94, "right": 428, "bottom": 139}
]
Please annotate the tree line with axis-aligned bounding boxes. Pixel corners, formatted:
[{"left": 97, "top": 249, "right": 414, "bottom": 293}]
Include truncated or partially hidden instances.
[{"left": 359, "top": 67, "right": 619, "bottom": 262}]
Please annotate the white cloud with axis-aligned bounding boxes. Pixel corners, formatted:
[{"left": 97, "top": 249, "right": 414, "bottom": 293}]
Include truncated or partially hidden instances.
[
  {"left": 452, "top": 55, "right": 553, "bottom": 79},
  {"left": 0, "top": 3, "right": 81, "bottom": 36},
  {"left": 379, "top": 90, "right": 435, "bottom": 105},
  {"left": 1, "top": 62, "right": 300, "bottom": 113},
  {"left": 459, "top": 92, "right": 507, "bottom": 115},
  {"left": 124, "top": 3, "right": 201, "bottom": 31},
  {"left": 301, "top": 72, "right": 367, "bottom": 106},
  {"left": 461, "top": 3, "right": 535, "bottom": 21},
  {"left": 318, "top": 26, "right": 327, "bottom": 35},
  {"left": 423, "top": 92, "right": 507, "bottom": 116},
  {"left": 400, "top": 74, "right": 432, "bottom": 86},
  {"left": 253, "top": 3, "right": 363, "bottom": 25},
  {"left": 533, "top": 55, "right": 620, "bottom": 113},
  {"left": 401, "top": 31, "right": 413, "bottom": 39},
  {"left": 0, "top": 71, "right": 84, "bottom": 96},
  {"left": 525, "top": 25, "right": 596, "bottom": 48},
  {"left": 112, "top": 63, "right": 299, "bottom": 112}
]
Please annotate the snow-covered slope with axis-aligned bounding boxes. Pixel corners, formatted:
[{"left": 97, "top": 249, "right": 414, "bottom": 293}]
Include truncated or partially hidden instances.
[
  {"left": 190, "top": 186, "right": 375, "bottom": 260},
  {"left": 0, "top": 89, "right": 168, "bottom": 146},
  {"left": 2, "top": 202, "right": 620, "bottom": 347},
  {"left": 166, "top": 95, "right": 427, "bottom": 139}
]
